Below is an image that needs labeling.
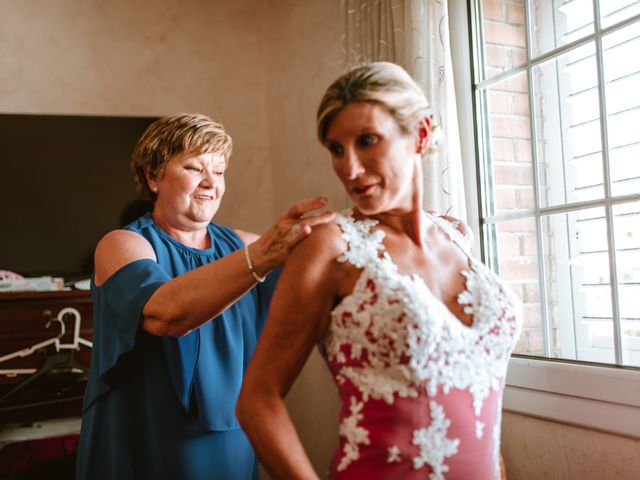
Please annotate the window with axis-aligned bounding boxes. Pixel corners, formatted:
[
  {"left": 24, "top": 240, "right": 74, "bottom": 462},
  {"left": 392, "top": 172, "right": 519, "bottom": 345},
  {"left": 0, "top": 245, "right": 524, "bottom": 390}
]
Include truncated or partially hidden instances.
[{"left": 469, "top": 0, "right": 640, "bottom": 368}]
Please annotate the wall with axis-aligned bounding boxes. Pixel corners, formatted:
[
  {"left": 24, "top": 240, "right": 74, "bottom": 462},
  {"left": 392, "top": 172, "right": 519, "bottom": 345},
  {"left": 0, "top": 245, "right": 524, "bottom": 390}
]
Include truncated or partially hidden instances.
[
  {"left": 502, "top": 412, "right": 640, "bottom": 479},
  {"left": 260, "top": 2, "right": 345, "bottom": 477},
  {"left": 1, "top": 0, "right": 342, "bottom": 476}
]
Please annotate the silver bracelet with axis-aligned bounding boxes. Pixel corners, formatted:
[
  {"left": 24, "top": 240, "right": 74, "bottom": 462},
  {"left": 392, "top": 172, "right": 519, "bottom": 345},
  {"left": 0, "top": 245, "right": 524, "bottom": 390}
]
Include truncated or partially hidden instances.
[{"left": 244, "top": 245, "right": 266, "bottom": 283}]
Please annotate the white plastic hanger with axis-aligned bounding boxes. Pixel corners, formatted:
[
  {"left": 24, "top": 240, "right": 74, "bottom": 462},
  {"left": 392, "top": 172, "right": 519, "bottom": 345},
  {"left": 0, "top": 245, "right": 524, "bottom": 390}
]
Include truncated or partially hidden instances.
[{"left": 0, "top": 307, "right": 92, "bottom": 378}]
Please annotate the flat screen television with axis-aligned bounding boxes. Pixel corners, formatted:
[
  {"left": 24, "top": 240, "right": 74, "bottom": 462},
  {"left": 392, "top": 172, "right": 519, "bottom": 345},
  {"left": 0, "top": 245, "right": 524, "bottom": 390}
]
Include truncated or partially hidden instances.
[{"left": 0, "top": 114, "right": 157, "bottom": 281}]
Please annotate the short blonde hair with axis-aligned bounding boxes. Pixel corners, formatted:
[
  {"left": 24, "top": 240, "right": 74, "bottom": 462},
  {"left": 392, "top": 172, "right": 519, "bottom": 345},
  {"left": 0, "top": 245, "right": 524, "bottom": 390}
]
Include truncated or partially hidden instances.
[
  {"left": 316, "top": 62, "right": 433, "bottom": 142},
  {"left": 131, "top": 113, "right": 232, "bottom": 201}
]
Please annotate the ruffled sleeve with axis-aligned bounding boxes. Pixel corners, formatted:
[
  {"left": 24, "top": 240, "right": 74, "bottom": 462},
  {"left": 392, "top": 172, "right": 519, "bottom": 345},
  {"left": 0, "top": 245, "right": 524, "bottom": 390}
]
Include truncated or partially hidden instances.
[{"left": 82, "top": 259, "right": 170, "bottom": 411}]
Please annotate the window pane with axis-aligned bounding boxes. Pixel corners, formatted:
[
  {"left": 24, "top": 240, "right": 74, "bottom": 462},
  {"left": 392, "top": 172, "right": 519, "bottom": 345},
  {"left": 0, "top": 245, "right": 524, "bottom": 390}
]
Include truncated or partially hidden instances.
[
  {"left": 488, "top": 217, "right": 544, "bottom": 356},
  {"left": 602, "top": 21, "right": 640, "bottom": 197},
  {"left": 482, "top": 72, "right": 535, "bottom": 217},
  {"left": 541, "top": 207, "right": 616, "bottom": 363},
  {"left": 530, "top": 0, "right": 594, "bottom": 58},
  {"left": 479, "top": 0, "right": 527, "bottom": 81},
  {"left": 613, "top": 201, "right": 640, "bottom": 366},
  {"left": 600, "top": 0, "right": 640, "bottom": 29},
  {"left": 533, "top": 42, "right": 604, "bottom": 207}
]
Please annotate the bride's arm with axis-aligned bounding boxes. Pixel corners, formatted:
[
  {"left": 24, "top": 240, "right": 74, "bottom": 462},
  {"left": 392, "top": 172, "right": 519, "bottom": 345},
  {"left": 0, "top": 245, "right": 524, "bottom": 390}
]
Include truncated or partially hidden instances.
[{"left": 237, "top": 223, "right": 345, "bottom": 480}]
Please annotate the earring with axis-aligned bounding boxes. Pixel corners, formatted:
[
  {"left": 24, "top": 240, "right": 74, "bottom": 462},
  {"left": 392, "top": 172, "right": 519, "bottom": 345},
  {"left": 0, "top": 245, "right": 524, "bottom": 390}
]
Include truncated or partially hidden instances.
[{"left": 152, "top": 187, "right": 158, "bottom": 193}]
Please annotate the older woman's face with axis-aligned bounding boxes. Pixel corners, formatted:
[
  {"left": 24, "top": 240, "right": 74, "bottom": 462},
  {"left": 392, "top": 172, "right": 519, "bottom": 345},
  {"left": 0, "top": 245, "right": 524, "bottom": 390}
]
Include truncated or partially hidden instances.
[
  {"left": 149, "top": 151, "right": 226, "bottom": 227},
  {"left": 324, "top": 102, "right": 419, "bottom": 216}
]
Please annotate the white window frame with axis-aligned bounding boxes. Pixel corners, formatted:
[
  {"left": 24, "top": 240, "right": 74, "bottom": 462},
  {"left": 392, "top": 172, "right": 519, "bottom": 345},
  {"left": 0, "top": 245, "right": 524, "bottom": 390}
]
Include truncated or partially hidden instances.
[{"left": 448, "top": 0, "right": 640, "bottom": 439}]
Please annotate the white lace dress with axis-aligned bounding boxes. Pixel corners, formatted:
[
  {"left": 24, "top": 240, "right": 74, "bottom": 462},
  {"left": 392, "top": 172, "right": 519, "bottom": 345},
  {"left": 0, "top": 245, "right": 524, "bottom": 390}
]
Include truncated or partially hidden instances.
[{"left": 319, "top": 209, "right": 522, "bottom": 480}]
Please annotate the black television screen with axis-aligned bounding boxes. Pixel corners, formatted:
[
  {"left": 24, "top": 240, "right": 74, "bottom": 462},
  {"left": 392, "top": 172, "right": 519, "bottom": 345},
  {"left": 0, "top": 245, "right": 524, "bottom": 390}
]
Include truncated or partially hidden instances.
[{"left": 0, "top": 114, "right": 157, "bottom": 280}]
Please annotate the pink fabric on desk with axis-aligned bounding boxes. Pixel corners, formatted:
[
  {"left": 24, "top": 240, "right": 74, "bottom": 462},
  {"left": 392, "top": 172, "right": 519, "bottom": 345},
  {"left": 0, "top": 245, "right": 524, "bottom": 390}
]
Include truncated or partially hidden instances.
[{"left": 319, "top": 211, "right": 522, "bottom": 480}]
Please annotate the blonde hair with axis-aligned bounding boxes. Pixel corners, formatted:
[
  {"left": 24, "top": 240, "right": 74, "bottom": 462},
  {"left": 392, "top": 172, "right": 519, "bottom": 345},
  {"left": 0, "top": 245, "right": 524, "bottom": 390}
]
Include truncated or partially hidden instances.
[
  {"left": 317, "top": 62, "right": 434, "bottom": 144},
  {"left": 131, "top": 113, "right": 233, "bottom": 201}
]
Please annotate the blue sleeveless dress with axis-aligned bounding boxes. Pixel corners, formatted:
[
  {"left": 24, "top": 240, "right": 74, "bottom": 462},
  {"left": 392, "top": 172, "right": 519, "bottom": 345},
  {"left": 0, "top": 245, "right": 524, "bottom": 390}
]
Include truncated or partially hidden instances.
[{"left": 76, "top": 213, "right": 279, "bottom": 480}]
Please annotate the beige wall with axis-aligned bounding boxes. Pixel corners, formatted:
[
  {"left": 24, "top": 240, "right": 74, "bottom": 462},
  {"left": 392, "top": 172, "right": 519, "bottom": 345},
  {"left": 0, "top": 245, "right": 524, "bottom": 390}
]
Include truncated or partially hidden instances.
[
  {"left": 502, "top": 412, "right": 640, "bottom": 480},
  {"left": 1, "top": 0, "right": 342, "bottom": 476}
]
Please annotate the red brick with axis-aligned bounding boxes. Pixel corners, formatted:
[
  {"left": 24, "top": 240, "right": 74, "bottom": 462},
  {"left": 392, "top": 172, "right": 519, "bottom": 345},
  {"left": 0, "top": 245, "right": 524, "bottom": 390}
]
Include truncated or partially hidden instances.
[
  {"left": 499, "top": 257, "right": 539, "bottom": 281},
  {"left": 484, "top": 21, "right": 527, "bottom": 48},
  {"left": 497, "top": 231, "right": 520, "bottom": 256},
  {"left": 487, "top": 66, "right": 504, "bottom": 78},
  {"left": 494, "top": 163, "right": 534, "bottom": 185},
  {"left": 507, "top": 3, "right": 525, "bottom": 25},
  {"left": 523, "top": 282, "right": 541, "bottom": 303},
  {"left": 496, "top": 72, "right": 529, "bottom": 93},
  {"left": 486, "top": 44, "right": 511, "bottom": 69},
  {"left": 507, "top": 281, "right": 525, "bottom": 299},
  {"left": 513, "top": 93, "right": 530, "bottom": 115},
  {"left": 517, "top": 187, "right": 535, "bottom": 208},
  {"left": 524, "top": 304, "right": 542, "bottom": 328},
  {"left": 521, "top": 233, "right": 538, "bottom": 256},
  {"left": 513, "top": 335, "right": 528, "bottom": 354},
  {"left": 526, "top": 329, "right": 544, "bottom": 353},
  {"left": 491, "top": 114, "right": 531, "bottom": 139},
  {"left": 515, "top": 140, "right": 532, "bottom": 162},
  {"left": 496, "top": 187, "right": 518, "bottom": 211},
  {"left": 482, "top": 0, "right": 506, "bottom": 22},
  {"left": 496, "top": 218, "right": 536, "bottom": 233},
  {"left": 491, "top": 138, "right": 516, "bottom": 161},
  {"left": 511, "top": 47, "right": 527, "bottom": 66},
  {"left": 489, "top": 91, "right": 512, "bottom": 114}
]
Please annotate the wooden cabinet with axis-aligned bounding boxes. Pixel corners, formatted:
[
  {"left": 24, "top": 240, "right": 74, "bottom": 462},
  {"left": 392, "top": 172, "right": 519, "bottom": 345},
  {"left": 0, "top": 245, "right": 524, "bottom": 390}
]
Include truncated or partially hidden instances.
[{"left": 0, "top": 290, "right": 93, "bottom": 424}]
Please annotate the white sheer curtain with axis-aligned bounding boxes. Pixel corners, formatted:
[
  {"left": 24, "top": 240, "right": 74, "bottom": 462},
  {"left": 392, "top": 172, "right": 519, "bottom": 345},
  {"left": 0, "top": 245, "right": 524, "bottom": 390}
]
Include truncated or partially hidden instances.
[{"left": 343, "top": 0, "right": 466, "bottom": 221}]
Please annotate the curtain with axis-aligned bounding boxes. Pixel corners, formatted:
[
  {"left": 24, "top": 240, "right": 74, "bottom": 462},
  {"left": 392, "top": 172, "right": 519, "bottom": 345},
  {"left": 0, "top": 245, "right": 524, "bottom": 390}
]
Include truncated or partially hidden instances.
[{"left": 343, "top": 0, "right": 466, "bottom": 221}]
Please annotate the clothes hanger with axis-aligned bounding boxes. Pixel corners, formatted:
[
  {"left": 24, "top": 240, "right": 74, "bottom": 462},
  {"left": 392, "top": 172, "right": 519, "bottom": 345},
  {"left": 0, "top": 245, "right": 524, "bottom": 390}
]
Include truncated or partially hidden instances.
[
  {"left": 0, "top": 349, "right": 89, "bottom": 405},
  {"left": 0, "top": 315, "right": 66, "bottom": 378},
  {"left": 0, "top": 307, "right": 92, "bottom": 378}
]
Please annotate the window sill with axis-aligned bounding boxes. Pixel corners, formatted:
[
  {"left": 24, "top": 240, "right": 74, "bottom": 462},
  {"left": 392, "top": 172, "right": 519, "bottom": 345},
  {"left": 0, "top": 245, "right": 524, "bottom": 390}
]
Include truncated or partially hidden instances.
[{"left": 504, "top": 356, "right": 640, "bottom": 439}]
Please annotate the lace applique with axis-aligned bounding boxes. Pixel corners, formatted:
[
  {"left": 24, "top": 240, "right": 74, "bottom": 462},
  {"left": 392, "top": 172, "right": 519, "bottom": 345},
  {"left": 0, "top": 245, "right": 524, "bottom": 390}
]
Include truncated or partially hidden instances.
[
  {"left": 387, "top": 445, "right": 402, "bottom": 463},
  {"left": 337, "top": 396, "right": 370, "bottom": 472},
  {"left": 429, "top": 215, "right": 473, "bottom": 256},
  {"left": 412, "top": 401, "right": 460, "bottom": 480},
  {"left": 335, "top": 212, "right": 385, "bottom": 268},
  {"left": 475, "top": 420, "right": 485, "bottom": 440},
  {"left": 338, "top": 365, "right": 419, "bottom": 404}
]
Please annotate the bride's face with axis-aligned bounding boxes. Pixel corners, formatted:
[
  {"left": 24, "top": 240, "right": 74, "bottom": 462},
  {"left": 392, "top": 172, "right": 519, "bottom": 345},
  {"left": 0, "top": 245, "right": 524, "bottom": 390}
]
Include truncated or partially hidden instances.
[{"left": 323, "top": 102, "right": 420, "bottom": 216}]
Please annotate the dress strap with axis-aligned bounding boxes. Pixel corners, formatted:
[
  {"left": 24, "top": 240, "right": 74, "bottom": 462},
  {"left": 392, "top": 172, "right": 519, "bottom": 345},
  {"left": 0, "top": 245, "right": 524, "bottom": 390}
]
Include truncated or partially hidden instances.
[
  {"left": 428, "top": 214, "right": 473, "bottom": 257},
  {"left": 334, "top": 209, "right": 386, "bottom": 269}
]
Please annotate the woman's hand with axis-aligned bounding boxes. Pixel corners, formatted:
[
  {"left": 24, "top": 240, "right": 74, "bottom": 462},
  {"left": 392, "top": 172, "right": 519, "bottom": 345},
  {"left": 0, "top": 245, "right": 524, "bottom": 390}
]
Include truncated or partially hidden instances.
[{"left": 247, "top": 196, "right": 335, "bottom": 277}]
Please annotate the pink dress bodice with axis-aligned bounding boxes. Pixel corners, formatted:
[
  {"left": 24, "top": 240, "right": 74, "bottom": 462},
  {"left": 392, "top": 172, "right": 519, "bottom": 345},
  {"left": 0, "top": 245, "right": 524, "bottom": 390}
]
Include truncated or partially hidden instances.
[{"left": 319, "top": 210, "right": 522, "bottom": 480}]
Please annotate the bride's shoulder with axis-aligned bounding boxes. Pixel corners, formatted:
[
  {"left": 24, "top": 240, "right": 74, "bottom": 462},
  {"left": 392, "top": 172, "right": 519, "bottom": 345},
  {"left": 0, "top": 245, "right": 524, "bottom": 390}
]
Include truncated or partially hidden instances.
[{"left": 298, "top": 221, "right": 346, "bottom": 256}]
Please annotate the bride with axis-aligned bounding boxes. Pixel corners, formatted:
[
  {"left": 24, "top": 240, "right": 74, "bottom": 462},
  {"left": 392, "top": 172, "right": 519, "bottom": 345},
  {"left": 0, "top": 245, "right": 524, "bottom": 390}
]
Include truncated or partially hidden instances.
[{"left": 237, "top": 62, "right": 522, "bottom": 480}]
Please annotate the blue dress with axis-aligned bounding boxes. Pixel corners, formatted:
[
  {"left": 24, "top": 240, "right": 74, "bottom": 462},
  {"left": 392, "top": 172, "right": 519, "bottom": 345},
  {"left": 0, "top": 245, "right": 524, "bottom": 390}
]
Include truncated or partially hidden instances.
[{"left": 76, "top": 213, "right": 279, "bottom": 480}]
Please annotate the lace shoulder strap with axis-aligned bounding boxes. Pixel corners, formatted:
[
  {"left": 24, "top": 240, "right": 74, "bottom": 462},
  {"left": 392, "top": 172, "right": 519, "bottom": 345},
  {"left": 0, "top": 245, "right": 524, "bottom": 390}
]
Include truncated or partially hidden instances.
[
  {"left": 334, "top": 209, "right": 386, "bottom": 269},
  {"left": 429, "top": 214, "right": 473, "bottom": 256}
]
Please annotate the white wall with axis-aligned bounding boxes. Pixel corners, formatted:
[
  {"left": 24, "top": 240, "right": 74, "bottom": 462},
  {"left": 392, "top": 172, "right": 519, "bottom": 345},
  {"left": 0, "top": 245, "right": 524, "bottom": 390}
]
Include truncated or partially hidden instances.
[{"left": 1, "top": 0, "right": 342, "bottom": 476}]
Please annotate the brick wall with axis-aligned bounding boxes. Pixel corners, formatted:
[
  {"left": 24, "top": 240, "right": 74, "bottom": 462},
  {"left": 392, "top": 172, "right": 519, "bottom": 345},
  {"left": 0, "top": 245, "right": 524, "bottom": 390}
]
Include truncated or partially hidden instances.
[{"left": 482, "top": 0, "right": 545, "bottom": 355}]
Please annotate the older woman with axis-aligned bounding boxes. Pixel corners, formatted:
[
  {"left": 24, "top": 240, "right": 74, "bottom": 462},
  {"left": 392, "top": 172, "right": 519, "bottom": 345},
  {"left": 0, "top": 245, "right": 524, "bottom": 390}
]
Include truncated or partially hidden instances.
[
  {"left": 75, "top": 113, "right": 334, "bottom": 480},
  {"left": 237, "top": 63, "right": 522, "bottom": 479}
]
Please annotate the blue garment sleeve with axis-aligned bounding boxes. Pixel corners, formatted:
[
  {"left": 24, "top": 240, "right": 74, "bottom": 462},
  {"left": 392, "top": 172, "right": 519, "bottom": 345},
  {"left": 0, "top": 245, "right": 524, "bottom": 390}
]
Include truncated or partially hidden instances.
[
  {"left": 257, "top": 268, "right": 281, "bottom": 320},
  {"left": 83, "top": 259, "right": 170, "bottom": 411}
]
